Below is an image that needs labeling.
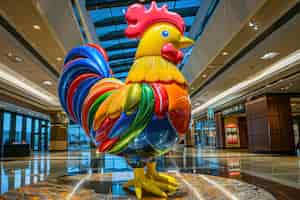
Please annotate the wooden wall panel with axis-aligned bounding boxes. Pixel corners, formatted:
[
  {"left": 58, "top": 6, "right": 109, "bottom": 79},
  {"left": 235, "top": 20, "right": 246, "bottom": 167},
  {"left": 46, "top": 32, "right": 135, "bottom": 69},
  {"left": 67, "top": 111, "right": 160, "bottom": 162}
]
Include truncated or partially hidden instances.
[
  {"left": 238, "top": 117, "right": 248, "bottom": 148},
  {"left": 246, "top": 95, "right": 295, "bottom": 153},
  {"left": 215, "top": 112, "right": 225, "bottom": 148}
]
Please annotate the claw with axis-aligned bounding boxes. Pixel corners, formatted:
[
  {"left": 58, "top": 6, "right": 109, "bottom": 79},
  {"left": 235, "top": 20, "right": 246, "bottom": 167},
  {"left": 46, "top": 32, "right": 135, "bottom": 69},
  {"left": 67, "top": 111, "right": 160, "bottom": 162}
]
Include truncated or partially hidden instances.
[
  {"left": 123, "top": 167, "right": 168, "bottom": 199},
  {"left": 142, "top": 180, "right": 167, "bottom": 198},
  {"left": 146, "top": 162, "right": 180, "bottom": 187}
]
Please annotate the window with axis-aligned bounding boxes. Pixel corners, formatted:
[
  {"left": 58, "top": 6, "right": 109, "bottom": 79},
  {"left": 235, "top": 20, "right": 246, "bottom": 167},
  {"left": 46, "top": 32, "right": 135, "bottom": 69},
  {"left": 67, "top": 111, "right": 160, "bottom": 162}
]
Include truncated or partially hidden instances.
[
  {"left": 47, "top": 121, "right": 51, "bottom": 148},
  {"left": 26, "top": 118, "right": 32, "bottom": 144},
  {"left": 15, "top": 115, "right": 22, "bottom": 144},
  {"left": 2, "top": 112, "right": 11, "bottom": 144},
  {"left": 33, "top": 119, "right": 39, "bottom": 150},
  {"left": 68, "top": 123, "right": 90, "bottom": 150}
]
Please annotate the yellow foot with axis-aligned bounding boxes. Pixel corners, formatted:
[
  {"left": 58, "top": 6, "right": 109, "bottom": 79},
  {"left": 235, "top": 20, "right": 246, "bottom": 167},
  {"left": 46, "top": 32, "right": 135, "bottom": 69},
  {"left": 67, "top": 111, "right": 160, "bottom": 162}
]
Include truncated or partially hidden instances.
[
  {"left": 146, "top": 162, "right": 179, "bottom": 195},
  {"left": 123, "top": 167, "right": 168, "bottom": 199}
]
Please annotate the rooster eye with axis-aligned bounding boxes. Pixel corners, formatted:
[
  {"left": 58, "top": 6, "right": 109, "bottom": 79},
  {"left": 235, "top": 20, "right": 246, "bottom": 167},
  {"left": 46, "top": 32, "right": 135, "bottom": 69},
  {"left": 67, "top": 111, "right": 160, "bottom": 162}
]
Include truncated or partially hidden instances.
[{"left": 161, "top": 30, "right": 169, "bottom": 38}]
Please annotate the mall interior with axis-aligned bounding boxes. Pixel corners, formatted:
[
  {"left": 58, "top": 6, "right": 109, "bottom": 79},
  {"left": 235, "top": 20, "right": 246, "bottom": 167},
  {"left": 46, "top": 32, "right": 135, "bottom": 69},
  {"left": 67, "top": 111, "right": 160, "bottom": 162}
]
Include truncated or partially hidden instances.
[{"left": 0, "top": 0, "right": 300, "bottom": 199}]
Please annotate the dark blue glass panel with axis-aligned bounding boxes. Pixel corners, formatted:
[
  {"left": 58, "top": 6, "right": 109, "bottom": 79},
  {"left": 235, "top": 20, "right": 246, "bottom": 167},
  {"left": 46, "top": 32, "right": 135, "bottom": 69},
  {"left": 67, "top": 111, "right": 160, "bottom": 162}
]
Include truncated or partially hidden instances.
[
  {"left": 2, "top": 112, "right": 11, "bottom": 144},
  {"left": 15, "top": 115, "right": 22, "bottom": 143},
  {"left": 26, "top": 118, "right": 32, "bottom": 144}
]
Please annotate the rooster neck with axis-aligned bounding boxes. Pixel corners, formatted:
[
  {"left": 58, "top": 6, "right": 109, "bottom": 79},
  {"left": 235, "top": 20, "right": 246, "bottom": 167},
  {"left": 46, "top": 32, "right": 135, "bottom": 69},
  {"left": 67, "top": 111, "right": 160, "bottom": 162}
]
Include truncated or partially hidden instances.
[{"left": 125, "top": 56, "right": 187, "bottom": 85}]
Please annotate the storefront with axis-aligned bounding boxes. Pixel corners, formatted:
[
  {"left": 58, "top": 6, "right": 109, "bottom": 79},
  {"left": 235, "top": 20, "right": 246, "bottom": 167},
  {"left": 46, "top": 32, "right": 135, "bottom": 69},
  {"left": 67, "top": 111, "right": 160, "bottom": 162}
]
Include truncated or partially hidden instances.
[
  {"left": 194, "top": 110, "right": 217, "bottom": 148},
  {"left": 215, "top": 104, "right": 248, "bottom": 149}
]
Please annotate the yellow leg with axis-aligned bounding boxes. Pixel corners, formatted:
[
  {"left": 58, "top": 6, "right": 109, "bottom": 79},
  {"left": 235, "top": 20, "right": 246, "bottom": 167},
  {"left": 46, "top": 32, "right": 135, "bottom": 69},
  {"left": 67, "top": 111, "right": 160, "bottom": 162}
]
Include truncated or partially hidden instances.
[
  {"left": 146, "top": 162, "right": 179, "bottom": 194},
  {"left": 123, "top": 167, "right": 167, "bottom": 199}
]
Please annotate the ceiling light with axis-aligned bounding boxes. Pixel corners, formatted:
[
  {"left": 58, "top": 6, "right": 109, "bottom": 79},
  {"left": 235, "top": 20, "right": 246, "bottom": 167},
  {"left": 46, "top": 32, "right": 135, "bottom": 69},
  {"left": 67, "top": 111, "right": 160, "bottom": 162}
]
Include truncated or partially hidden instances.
[
  {"left": 33, "top": 25, "right": 41, "bottom": 30},
  {"left": 261, "top": 52, "right": 280, "bottom": 60},
  {"left": 202, "top": 74, "right": 207, "bottom": 78},
  {"left": 43, "top": 80, "right": 52, "bottom": 86},
  {"left": 222, "top": 51, "right": 228, "bottom": 56},
  {"left": 0, "top": 62, "right": 58, "bottom": 105},
  {"left": 7, "top": 52, "right": 13, "bottom": 57},
  {"left": 14, "top": 56, "right": 23, "bottom": 63},
  {"left": 192, "top": 49, "right": 300, "bottom": 115},
  {"left": 56, "top": 57, "right": 63, "bottom": 61},
  {"left": 248, "top": 21, "right": 255, "bottom": 27},
  {"left": 291, "top": 104, "right": 296, "bottom": 106}
]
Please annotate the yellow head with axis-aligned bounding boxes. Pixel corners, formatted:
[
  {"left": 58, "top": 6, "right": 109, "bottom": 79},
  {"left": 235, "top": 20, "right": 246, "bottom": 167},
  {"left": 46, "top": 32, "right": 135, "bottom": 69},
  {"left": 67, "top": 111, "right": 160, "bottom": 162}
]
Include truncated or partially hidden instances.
[{"left": 135, "top": 22, "right": 194, "bottom": 64}]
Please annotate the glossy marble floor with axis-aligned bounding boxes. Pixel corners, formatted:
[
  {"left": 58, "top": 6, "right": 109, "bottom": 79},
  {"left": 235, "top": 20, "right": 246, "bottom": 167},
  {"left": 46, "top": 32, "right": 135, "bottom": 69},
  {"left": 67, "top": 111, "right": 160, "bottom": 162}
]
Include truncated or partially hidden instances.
[{"left": 0, "top": 147, "right": 299, "bottom": 199}]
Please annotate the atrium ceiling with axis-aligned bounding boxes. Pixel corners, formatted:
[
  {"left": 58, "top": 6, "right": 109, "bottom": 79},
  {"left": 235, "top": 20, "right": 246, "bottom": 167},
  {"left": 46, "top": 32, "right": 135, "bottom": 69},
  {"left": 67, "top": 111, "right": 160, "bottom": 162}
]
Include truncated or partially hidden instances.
[{"left": 86, "top": 0, "right": 203, "bottom": 80}]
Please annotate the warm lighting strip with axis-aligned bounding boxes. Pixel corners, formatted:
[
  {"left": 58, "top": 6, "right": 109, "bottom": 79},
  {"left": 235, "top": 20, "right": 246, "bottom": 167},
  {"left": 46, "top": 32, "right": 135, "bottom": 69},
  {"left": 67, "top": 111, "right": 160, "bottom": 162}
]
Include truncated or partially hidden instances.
[
  {"left": 192, "top": 49, "right": 300, "bottom": 115},
  {"left": 0, "top": 62, "right": 59, "bottom": 105}
]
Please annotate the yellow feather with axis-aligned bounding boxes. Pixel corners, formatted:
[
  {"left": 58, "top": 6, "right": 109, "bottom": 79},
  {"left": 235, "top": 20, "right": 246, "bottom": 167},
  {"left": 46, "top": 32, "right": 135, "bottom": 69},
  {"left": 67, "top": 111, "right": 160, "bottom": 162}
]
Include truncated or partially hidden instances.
[{"left": 126, "top": 56, "right": 187, "bottom": 85}]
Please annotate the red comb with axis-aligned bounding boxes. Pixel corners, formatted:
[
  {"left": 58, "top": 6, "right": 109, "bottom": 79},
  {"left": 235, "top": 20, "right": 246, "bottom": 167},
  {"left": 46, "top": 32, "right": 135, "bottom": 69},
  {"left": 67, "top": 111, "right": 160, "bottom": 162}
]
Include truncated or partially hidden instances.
[{"left": 125, "top": 1, "right": 185, "bottom": 38}]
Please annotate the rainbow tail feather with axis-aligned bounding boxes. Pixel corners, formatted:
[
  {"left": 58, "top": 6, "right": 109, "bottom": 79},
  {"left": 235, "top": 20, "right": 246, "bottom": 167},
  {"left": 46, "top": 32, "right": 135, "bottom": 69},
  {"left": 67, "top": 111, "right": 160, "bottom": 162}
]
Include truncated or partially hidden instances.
[{"left": 57, "top": 44, "right": 121, "bottom": 136}]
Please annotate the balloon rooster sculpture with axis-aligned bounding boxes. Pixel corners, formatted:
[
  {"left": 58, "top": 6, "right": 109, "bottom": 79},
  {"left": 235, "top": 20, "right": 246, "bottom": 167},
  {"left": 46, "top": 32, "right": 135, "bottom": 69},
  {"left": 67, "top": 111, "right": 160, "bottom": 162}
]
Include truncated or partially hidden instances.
[{"left": 58, "top": 1, "right": 193, "bottom": 199}]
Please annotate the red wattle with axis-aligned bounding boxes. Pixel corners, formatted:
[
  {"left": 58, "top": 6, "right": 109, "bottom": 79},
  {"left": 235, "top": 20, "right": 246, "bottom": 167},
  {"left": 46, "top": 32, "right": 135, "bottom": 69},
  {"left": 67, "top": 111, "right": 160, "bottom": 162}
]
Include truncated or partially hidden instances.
[{"left": 161, "top": 43, "right": 183, "bottom": 64}]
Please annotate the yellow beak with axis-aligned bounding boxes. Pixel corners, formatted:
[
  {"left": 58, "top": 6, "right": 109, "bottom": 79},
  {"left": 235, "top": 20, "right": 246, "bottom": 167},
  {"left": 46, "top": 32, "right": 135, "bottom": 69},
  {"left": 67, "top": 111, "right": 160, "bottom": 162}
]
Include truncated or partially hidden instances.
[{"left": 178, "top": 36, "right": 194, "bottom": 49}]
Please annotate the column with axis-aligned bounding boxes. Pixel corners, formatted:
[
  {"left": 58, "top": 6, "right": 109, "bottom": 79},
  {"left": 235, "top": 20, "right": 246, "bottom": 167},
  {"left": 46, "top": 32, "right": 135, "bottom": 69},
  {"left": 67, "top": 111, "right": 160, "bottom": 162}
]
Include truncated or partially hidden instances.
[
  {"left": 10, "top": 113, "right": 16, "bottom": 143},
  {"left": 185, "top": 119, "right": 195, "bottom": 147},
  {"left": 44, "top": 121, "right": 49, "bottom": 151},
  {"left": 246, "top": 94, "right": 295, "bottom": 153},
  {"left": 0, "top": 110, "right": 3, "bottom": 146},
  {"left": 30, "top": 118, "right": 35, "bottom": 150},
  {"left": 21, "top": 116, "right": 27, "bottom": 143},
  {"left": 238, "top": 117, "right": 248, "bottom": 148},
  {"left": 38, "top": 119, "right": 42, "bottom": 151},
  {"left": 215, "top": 112, "right": 225, "bottom": 149},
  {"left": 49, "top": 111, "right": 68, "bottom": 151}
]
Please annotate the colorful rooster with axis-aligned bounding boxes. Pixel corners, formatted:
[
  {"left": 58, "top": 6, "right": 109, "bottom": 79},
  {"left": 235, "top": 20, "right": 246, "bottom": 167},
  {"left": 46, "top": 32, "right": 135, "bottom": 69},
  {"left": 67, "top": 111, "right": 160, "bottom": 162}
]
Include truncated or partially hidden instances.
[{"left": 58, "top": 1, "right": 193, "bottom": 199}]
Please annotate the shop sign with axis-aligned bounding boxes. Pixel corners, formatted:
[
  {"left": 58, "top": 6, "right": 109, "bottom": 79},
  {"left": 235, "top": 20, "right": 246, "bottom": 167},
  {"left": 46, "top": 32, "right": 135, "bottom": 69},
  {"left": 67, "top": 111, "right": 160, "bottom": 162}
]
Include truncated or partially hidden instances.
[
  {"left": 207, "top": 107, "right": 214, "bottom": 120},
  {"left": 222, "top": 104, "right": 245, "bottom": 116}
]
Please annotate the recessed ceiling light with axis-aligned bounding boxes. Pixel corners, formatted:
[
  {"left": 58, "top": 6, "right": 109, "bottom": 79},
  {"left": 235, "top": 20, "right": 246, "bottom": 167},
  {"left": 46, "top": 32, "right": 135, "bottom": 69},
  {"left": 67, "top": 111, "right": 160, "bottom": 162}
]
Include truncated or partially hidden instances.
[
  {"left": 261, "top": 52, "right": 280, "bottom": 60},
  {"left": 14, "top": 56, "right": 23, "bottom": 62},
  {"left": 33, "top": 25, "right": 41, "bottom": 30},
  {"left": 56, "top": 57, "right": 63, "bottom": 61},
  {"left": 43, "top": 80, "right": 52, "bottom": 86},
  {"left": 7, "top": 52, "right": 13, "bottom": 57},
  {"left": 202, "top": 74, "right": 207, "bottom": 78},
  {"left": 222, "top": 51, "right": 228, "bottom": 56},
  {"left": 248, "top": 21, "right": 255, "bottom": 27}
]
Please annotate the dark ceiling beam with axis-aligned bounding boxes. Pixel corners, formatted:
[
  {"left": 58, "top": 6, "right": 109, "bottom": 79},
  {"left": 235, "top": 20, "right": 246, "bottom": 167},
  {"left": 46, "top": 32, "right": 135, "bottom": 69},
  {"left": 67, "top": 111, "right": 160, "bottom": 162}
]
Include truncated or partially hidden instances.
[
  {"left": 109, "top": 51, "right": 135, "bottom": 60},
  {"left": 94, "top": 7, "right": 198, "bottom": 27},
  {"left": 87, "top": 0, "right": 173, "bottom": 10},
  {"left": 111, "top": 65, "right": 131, "bottom": 73},
  {"left": 105, "top": 40, "right": 138, "bottom": 51},
  {"left": 109, "top": 58, "right": 134, "bottom": 66},
  {"left": 99, "top": 30, "right": 124, "bottom": 41}
]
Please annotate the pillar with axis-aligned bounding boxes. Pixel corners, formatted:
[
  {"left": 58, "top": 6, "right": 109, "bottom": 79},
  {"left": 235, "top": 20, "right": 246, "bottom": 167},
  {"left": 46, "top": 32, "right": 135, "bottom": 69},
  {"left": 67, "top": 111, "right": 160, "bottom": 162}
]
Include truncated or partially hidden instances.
[
  {"left": 0, "top": 110, "right": 3, "bottom": 146},
  {"left": 30, "top": 118, "right": 35, "bottom": 150},
  {"left": 215, "top": 112, "right": 225, "bottom": 148},
  {"left": 21, "top": 116, "right": 27, "bottom": 143},
  {"left": 10, "top": 113, "right": 16, "bottom": 143},
  {"left": 238, "top": 117, "right": 248, "bottom": 149},
  {"left": 246, "top": 94, "right": 295, "bottom": 153},
  {"left": 185, "top": 119, "right": 195, "bottom": 147},
  {"left": 48, "top": 111, "right": 68, "bottom": 151}
]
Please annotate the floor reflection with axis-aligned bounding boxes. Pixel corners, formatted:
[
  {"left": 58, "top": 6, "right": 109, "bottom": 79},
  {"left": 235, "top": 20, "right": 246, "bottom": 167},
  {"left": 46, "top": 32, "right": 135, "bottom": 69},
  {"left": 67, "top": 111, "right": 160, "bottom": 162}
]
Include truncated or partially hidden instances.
[{"left": 0, "top": 148, "right": 299, "bottom": 199}]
